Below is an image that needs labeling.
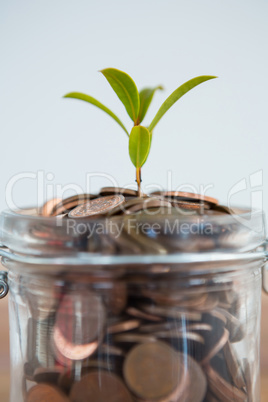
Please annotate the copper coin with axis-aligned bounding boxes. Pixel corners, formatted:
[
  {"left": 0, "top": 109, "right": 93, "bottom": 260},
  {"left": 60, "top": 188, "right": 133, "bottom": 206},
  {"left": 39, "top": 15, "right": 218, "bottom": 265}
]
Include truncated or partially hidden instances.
[
  {"left": 126, "top": 197, "right": 172, "bottom": 214},
  {"left": 215, "top": 308, "right": 245, "bottom": 342},
  {"left": 50, "top": 194, "right": 97, "bottom": 216},
  {"left": 26, "top": 383, "right": 70, "bottom": 402},
  {"left": 123, "top": 341, "right": 183, "bottom": 400},
  {"left": 223, "top": 341, "right": 246, "bottom": 389},
  {"left": 151, "top": 190, "right": 218, "bottom": 205},
  {"left": 107, "top": 197, "right": 151, "bottom": 216},
  {"left": 171, "top": 199, "right": 211, "bottom": 211},
  {"left": 16, "top": 207, "right": 41, "bottom": 216},
  {"left": 139, "top": 322, "right": 179, "bottom": 333},
  {"left": 107, "top": 319, "right": 141, "bottom": 334},
  {"left": 100, "top": 344, "right": 125, "bottom": 357},
  {"left": 100, "top": 186, "right": 141, "bottom": 197},
  {"left": 114, "top": 333, "right": 157, "bottom": 343},
  {"left": 140, "top": 303, "right": 202, "bottom": 321},
  {"left": 201, "top": 328, "right": 229, "bottom": 366},
  {"left": 70, "top": 371, "right": 133, "bottom": 402},
  {"left": 101, "top": 282, "right": 127, "bottom": 315},
  {"left": 155, "top": 330, "right": 204, "bottom": 344},
  {"left": 42, "top": 198, "right": 63, "bottom": 216},
  {"left": 179, "top": 354, "right": 207, "bottom": 402},
  {"left": 53, "top": 290, "right": 105, "bottom": 362},
  {"left": 205, "top": 365, "right": 247, "bottom": 402},
  {"left": 126, "top": 306, "right": 163, "bottom": 322},
  {"left": 33, "top": 367, "right": 65, "bottom": 384},
  {"left": 68, "top": 195, "right": 125, "bottom": 218}
]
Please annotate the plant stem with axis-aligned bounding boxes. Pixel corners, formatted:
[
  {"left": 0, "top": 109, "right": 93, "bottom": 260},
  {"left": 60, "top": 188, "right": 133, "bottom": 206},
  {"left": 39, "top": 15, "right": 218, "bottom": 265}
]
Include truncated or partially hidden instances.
[{"left": 136, "top": 167, "right": 142, "bottom": 197}]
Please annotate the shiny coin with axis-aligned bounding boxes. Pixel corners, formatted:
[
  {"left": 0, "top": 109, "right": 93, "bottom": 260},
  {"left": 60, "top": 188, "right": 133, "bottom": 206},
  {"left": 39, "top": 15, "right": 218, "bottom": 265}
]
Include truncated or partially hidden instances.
[
  {"left": 26, "top": 383, "right": 70, "bottom": 402},
  {"left": 41, "top": 198, "right": 63, "bottom": 217},
  {"left": 53, "top": 290, "right": 105, "bottom": 362},
  {"left": 205, "top": 365, "right": 247, "bottom": 402},
  {"left": 68, "top": 195, "right": 125, "bottom": 218},
  {"left": 70, "top": 371, "right": 133, "bottom": 402},
  {"left": 100, "top": 186, "right": 141, "bottom": 197},
  {"left": 50, "top": 194, "right": 97, "bottom": 216},
  {"left": 123, "top": 341, "right": 183, "bottom": 400},
  {"left": 151, "top": 190, "right": 219, "bottom": 205}
]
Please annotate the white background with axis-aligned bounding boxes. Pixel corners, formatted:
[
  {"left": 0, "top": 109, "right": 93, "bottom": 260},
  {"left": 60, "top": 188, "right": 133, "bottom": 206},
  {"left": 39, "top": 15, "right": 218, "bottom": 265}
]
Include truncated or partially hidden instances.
[{"left": 1, "top": 1, "right": 268, "bottom": 222}]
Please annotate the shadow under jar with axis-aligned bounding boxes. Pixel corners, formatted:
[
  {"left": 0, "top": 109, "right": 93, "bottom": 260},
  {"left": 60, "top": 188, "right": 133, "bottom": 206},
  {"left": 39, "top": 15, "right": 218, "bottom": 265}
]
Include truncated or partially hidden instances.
[{"left": 0, "top": 208, "right": 266, "bottom": 402}]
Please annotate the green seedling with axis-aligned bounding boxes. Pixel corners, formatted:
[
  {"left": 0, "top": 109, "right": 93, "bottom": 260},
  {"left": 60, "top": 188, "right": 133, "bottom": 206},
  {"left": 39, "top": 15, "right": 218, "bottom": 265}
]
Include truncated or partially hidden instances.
[{"left": 64, "top": 68, "right": 216, "bottom": 195}]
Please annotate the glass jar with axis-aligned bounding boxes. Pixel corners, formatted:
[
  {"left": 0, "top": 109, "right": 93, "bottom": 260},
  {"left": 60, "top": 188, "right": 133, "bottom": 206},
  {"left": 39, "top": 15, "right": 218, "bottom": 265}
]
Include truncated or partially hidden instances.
[{"left": 0, "top": 208, "right": 267, "bottom": 402}]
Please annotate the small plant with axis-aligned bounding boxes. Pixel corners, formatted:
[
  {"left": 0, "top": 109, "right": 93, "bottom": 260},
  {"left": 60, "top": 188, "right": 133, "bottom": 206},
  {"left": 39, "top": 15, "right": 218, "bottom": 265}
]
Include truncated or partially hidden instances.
[{"left": 64, "top": 68, "right": 216, "bottom": 195}]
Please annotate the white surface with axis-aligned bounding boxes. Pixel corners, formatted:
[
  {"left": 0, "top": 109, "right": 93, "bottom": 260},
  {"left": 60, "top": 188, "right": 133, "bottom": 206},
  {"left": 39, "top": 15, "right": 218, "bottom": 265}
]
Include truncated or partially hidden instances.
[{"left": 0, "top": 1, "right": 268, "bottom": 222}]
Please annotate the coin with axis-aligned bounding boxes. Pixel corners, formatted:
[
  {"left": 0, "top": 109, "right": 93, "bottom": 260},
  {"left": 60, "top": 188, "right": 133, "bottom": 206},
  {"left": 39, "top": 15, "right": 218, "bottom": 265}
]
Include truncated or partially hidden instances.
[
  {"left": 33, "top": 367, "right": 65, "bottom": 384},
  {"left": 215, "top": 307, "right": 245, "bottom": 342},
  {"left": 205, "top": 365, "right": 247, "bottom": 402},
  {"left": 68, "top": 195, "right": 125, "bottom": 218},
  {"left": 179, "top": 354, "right": 207, "bottom": 402},
  {"left": 140, "top": 303, "right": 202, "bottom": 321},
  {"left": 26, "top": 383, "right": 71, "bottom": 402},
  {"left": 50, "top": 194, "right": 98, "bottom": 216},
  {"left": 223, "top": 341, "right": 245, "bottom": 388},
  {"left": 100, "top": 344, "right": 125, "bottom": 357},
  {"left": 69, "top": 371, "right": 133, "bottom": 402},
  {"left": 107, "top": 197, "right": 157, "bottom": 216},
  {"left": 107, "top": 319, "right": 141, "bottom": 334},
  {"left": 126, "top": 306, "right": 163, "bottom": 322},
  {"left": 150, "top": 190, "right": 219, "bottom": 205},
  {"left": 101, "top": 282, "right": 127, "bottom": 315},
  {"left": 125, "top": 197, "right": 172, "bottom": 214},
  {"left": 171, "top": 199, "right": 211, "bottom": 211},
  {"left": 15, "top": 207, "right": 41, "bottom": 216},
  {"left": 123, "top": 341, "right": 183, "bottom": 400},
  {"left": 41, "top": 198, "right": 63, "bottom": 216},
  {"left": 201, "top": 328, "right": 229, "bottom": 366},
  {"left": 114, "top": 333, "right": 157, "bottom": 344},
  {"left": 53, "top": 290, "right": 106, "bottom": 362}
]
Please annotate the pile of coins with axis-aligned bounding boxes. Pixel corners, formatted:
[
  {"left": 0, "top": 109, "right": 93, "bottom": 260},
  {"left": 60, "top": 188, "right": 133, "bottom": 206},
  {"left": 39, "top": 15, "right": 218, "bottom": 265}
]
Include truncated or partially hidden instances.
[
  {"left": 22, "top": 273, "right": 254, "bottom": 402},
  {"left": 40, "top": 187, "right": 223, "bottom": 219},
  {"left": 20, "top": 188, "right": 254, "bottom": 401}
]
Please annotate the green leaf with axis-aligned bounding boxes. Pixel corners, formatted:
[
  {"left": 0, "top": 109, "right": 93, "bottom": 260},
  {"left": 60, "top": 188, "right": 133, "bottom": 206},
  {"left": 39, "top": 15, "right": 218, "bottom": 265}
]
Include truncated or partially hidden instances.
[
  {"left": 63, "top": 92, "right": 129, "bottom": 136},
  {"left": 148, "top": 75, "right": 217, "bottom": 132},
  {"left": 129, "top": 125, "right": 151, "bottom": 168},
  {"left": 138, "top": 86, "right": 163, "bottom": 124},
  {"left": 142, "top": 130, "right": 152, "bottom": 165},
  {"left": 100, "top": 68, "right": 140, "bottom": 123}
]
